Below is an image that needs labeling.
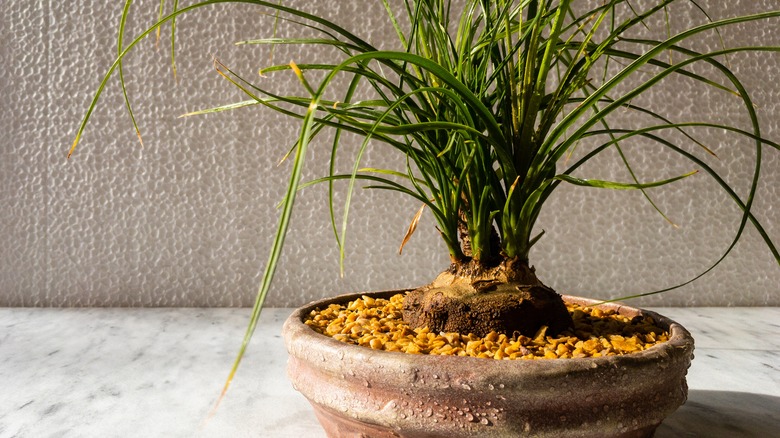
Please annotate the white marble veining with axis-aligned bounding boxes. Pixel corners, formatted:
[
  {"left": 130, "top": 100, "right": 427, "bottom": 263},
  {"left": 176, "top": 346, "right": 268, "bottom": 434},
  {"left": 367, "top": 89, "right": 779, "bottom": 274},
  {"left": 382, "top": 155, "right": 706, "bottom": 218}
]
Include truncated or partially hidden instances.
[{"left": 0, "top": 307, "right": 777, "bottom": 437}]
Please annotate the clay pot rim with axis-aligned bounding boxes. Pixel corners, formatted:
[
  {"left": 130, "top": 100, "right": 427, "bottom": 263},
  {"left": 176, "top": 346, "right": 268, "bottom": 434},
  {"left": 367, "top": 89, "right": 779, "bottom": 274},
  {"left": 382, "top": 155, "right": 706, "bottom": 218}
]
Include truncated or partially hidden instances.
[{"left": 283, "top": 289, "right": 694, "bottom": 373}]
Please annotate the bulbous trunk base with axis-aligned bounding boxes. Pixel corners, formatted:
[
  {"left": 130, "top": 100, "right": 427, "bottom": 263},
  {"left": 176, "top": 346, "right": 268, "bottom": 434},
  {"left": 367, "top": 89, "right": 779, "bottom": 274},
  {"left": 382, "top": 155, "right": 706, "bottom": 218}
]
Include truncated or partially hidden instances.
[{"left": 402, "top": 259, "right": 573, "bottom": 337}]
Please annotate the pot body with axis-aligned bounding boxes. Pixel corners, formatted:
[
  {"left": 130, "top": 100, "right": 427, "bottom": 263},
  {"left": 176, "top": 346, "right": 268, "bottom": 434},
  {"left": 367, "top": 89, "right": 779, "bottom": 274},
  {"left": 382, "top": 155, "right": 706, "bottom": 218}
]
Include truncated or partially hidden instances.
[{"left": 283, "top": 291, "right": 694, "bottom": 438}]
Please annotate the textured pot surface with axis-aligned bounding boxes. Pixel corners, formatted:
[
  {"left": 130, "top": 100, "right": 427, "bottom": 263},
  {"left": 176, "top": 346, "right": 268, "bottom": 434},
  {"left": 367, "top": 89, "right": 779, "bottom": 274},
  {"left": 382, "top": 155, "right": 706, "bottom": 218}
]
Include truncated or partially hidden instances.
[{"left": 283, "top": 291, "right": 694, "bottom": 438}]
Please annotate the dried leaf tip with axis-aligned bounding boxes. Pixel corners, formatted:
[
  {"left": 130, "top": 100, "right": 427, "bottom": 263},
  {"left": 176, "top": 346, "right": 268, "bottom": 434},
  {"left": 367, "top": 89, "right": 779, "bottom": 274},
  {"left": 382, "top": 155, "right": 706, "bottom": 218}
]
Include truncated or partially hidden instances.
[
  {"left": 399, "top": 204, "right": 425, "bottom": 254},
  {"left": 67, "top": 134, "right": 81, "bottom": 160},
  {"left": 136, "top": 129, "right": 145, "bottom": 149}
]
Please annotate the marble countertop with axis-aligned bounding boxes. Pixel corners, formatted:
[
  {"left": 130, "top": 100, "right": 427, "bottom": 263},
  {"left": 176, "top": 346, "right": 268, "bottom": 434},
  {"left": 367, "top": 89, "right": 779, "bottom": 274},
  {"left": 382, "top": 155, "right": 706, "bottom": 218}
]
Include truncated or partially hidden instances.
[{"left": 1, "top": 306, "right": 778, "bottom": 438}]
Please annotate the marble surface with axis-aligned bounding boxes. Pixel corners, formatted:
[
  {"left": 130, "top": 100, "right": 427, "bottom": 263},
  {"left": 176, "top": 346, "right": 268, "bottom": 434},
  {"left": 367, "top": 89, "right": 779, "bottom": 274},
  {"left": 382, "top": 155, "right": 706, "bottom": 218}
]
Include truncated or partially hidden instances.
[{"left": 0, "top": 307, "right": 778, "bottom": 438}]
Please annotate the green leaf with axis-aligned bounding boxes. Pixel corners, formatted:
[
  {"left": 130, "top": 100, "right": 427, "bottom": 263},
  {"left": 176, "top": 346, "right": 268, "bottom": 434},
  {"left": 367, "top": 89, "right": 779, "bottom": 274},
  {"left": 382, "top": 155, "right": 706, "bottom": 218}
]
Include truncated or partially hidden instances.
[{"left": 553, "top": 171, "right": 698, "bottom": 190}]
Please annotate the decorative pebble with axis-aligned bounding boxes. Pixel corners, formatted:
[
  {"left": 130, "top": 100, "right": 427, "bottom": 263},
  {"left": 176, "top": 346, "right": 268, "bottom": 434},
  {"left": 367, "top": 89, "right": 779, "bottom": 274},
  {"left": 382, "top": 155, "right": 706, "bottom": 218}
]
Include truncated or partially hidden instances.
[{"left": 304, "top": 294, "right": 669, "bottom": 359}]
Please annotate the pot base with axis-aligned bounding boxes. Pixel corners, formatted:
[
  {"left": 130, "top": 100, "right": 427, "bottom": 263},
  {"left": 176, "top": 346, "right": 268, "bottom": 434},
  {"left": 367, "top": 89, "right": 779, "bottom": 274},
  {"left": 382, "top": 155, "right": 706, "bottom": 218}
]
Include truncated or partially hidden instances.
[{"left": 310, "top": 403, "right": 661, "bottom": 438}]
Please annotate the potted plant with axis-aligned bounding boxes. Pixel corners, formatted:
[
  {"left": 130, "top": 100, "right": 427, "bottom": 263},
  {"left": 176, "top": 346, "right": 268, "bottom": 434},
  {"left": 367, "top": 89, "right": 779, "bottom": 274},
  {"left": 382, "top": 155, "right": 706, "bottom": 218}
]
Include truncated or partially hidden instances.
[{"left": 71, "top": 0, "right": 779, "bottom": 436}]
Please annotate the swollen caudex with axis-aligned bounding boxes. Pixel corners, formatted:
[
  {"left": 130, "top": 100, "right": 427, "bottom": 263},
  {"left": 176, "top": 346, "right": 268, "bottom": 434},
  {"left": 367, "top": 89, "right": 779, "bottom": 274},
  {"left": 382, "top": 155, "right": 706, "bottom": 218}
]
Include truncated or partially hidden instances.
[{"left": 304, "top": 294, "right": 669, "bottom": 359}]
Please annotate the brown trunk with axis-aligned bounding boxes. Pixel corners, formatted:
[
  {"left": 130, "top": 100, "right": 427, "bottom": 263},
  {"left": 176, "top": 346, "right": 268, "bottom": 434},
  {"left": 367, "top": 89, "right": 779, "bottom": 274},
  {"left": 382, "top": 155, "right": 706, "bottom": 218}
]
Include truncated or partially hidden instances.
[{"left": 402, "top": 258, "right": 573, "bottom": 337}]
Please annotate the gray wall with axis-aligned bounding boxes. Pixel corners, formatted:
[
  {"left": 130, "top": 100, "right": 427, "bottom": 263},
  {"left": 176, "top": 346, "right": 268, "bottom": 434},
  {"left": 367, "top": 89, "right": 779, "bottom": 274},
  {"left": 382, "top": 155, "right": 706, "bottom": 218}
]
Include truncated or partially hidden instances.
[{"left": 1, "top": 0, "right": 778, "bottom": 308}]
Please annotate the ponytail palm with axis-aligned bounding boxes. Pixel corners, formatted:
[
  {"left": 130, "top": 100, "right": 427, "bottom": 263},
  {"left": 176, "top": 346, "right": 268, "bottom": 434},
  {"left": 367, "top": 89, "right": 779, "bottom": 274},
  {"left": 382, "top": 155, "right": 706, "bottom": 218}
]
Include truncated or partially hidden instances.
[{"left": 72, "top": 0, "right": 780, "bottom": 397}]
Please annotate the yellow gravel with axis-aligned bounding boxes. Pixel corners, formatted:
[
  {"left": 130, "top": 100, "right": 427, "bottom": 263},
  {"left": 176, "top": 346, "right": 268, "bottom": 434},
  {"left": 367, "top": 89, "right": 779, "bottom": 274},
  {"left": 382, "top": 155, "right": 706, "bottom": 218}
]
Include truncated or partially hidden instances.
[{"left": 304, "top": 293, "right": 669, "bottom": 359}]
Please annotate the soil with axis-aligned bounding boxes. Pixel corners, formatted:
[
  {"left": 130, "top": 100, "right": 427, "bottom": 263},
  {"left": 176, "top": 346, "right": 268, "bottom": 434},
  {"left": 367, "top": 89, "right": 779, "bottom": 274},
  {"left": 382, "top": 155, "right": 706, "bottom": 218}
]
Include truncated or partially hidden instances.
[{"left": 305, "top": 293, "right": 670, "bottom": 360}]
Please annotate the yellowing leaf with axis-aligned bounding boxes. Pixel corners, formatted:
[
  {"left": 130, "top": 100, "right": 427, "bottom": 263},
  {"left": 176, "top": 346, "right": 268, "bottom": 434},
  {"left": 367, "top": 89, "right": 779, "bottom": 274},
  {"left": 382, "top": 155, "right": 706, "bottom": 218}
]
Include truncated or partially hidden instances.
[{"left": 398, "top": 204, "right": 425, "bottom": 254}]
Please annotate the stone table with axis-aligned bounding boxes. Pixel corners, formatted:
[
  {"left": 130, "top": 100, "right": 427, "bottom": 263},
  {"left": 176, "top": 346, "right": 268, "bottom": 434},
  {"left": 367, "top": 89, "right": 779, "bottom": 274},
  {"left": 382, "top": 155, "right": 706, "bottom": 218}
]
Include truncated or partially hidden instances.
[{"left": 1, "top": 307, "right": 778, "bottom": 437}]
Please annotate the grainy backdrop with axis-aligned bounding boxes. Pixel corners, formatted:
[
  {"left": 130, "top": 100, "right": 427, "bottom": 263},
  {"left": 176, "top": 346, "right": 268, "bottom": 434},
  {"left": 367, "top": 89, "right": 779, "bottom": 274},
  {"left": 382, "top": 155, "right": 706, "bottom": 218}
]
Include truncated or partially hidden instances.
[{"left": 1, "top": 0, "right": 778, "bottom": 307}]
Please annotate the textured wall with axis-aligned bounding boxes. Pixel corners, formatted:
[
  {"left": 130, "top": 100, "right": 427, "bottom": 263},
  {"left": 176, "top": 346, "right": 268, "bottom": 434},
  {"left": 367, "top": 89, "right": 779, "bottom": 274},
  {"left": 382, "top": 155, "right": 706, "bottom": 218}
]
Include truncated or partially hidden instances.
[{"left": 1, "top": 0, "right": 778, "bottom": 307}]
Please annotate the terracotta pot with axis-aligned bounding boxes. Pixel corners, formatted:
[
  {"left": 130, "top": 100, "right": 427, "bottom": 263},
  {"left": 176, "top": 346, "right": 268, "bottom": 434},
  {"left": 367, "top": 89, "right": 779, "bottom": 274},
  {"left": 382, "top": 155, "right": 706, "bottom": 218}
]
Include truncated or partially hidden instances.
[{"left": 283, "top": 290, "right": 694, "bottom": 438}]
